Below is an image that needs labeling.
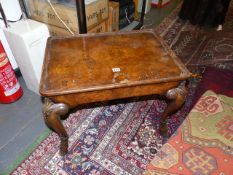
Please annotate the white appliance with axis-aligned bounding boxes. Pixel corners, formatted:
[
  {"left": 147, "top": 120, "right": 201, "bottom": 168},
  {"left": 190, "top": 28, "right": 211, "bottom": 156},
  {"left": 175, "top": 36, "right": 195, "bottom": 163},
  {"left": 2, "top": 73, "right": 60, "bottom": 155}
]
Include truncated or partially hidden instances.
[
  {"left": 0, "top": 0, "right": 22, "bottom": 21},
  {"left": 3, "top": 19, "right": 50, "bottom": 94}
]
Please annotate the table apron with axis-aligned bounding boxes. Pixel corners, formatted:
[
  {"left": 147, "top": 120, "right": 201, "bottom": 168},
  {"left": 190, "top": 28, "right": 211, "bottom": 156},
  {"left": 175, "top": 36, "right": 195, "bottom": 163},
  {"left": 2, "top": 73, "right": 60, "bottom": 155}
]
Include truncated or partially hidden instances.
[{"left": 50, "top": 81, "right": 180, "bottom": 108}]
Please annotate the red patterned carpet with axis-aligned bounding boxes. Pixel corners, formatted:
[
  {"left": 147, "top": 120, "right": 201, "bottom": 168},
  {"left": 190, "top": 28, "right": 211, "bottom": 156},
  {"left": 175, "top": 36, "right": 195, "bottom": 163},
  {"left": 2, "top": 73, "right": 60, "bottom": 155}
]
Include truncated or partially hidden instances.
[
  {"left": 145, "top": 90, "right": 233, "bottom": 175},
  {"left": 155, "top": 1, "right": 233, "bottom": 72},
  {"left": 191, "top": 67, "right": 233, "bottom": 105},
  {"left": 11, "top": 96, "right": 195, "bottom": 174}
]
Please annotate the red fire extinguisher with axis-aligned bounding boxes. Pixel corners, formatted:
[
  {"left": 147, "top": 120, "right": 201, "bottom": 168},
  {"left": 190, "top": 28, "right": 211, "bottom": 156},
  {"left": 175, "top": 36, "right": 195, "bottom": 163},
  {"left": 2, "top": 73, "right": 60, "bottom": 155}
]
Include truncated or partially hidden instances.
[{"left": 0, "top": 41, "right": 23, "bottom": 103}]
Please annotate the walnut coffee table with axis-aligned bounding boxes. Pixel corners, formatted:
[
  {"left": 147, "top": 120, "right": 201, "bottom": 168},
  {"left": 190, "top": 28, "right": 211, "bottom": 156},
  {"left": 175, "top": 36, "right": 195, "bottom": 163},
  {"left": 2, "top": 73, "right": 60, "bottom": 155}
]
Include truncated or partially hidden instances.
[{"left": 40, "top": 30, "right": 191, "bottom": 155}]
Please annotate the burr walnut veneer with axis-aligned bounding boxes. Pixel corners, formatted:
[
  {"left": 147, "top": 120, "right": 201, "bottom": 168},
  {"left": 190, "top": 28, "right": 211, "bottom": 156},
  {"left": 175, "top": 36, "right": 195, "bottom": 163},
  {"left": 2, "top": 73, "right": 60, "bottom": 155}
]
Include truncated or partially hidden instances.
[{"left": 40, "top": 30, "right": 191, "bottom": 155}]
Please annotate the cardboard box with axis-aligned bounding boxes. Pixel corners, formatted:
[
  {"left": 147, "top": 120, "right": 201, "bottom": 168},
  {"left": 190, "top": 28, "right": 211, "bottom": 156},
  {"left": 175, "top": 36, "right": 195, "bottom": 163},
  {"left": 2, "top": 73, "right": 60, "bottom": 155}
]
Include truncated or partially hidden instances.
[
  {"left": 107, "top": 1, "right": 119, "bottom": 32},
  {"left": 88, "top": 20, "right": 106, "bottom": 33},
  {"left": 27, "top": 0, "right": 108, "bottom": 32},
  {"left": 48, "top": 20, "right": 107, "bottom": 36}
]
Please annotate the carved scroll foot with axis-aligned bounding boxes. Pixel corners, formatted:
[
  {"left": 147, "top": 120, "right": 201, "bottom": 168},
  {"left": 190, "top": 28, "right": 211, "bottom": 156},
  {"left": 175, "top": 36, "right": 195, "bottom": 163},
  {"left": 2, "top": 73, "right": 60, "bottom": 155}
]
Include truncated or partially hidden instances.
[
  {"left": 43, "top": 98, "right": 69, "bottom": 156},
  {"left": 159, "top": 81, "right": 187, "bottom": 137}
]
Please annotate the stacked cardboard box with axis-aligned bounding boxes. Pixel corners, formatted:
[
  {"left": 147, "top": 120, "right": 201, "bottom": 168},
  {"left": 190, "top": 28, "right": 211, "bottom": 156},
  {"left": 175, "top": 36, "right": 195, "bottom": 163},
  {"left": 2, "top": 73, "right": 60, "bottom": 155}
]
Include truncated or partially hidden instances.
[
  {"left": 48, "top": 20, "right": 107, "bottom": 36},
  {"left": 26, "top": 0, "right": 109, "bottom": 35}
]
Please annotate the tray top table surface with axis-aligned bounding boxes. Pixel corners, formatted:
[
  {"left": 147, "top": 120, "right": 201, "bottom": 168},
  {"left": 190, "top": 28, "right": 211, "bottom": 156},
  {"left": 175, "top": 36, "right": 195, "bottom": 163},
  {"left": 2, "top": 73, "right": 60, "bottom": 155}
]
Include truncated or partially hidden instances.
[{"left": 40, "top": 30, "right": 190, "bottom": 96}]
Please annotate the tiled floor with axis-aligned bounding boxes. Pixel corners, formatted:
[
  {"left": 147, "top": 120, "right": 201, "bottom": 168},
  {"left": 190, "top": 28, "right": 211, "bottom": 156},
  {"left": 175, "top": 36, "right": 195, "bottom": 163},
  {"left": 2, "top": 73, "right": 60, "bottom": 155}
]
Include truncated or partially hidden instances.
[
  {"left": 0, "top": 0, "right": 181, "bottom": 173},
  {"left": 0, "top": 76, "right": 47, "bottom": 172}
]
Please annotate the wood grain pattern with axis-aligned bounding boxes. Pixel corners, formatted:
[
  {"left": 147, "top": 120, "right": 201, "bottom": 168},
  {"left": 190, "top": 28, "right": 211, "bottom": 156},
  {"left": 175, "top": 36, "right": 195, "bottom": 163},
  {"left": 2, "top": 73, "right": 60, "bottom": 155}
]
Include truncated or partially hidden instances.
[{"left": 40, "top": 30, "right": 190, "bottom": 98}]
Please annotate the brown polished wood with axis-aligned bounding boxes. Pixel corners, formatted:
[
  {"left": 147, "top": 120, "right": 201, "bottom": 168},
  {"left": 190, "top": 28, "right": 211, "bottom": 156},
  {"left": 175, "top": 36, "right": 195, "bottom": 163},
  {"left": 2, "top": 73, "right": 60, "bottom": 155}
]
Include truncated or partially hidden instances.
[
  {"left": 40, "top": 30, "right": 191, "bottom": 155},
  {"left": 43, "top": 98, "right": 69, "bottom": 155},
  {"left": 159, "top": 81, "right": 188, "bottom": 136}
]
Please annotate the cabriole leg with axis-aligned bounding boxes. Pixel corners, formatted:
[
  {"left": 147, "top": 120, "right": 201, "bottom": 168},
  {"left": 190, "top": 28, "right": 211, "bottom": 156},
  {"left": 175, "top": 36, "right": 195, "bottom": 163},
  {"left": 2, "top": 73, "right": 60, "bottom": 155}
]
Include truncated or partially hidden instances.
[
  {"left": 160, "top": 81, "right": 187, "bottom": 137},
  {"left": 43, "top": 98, "right": 69, "bottom": 155}
]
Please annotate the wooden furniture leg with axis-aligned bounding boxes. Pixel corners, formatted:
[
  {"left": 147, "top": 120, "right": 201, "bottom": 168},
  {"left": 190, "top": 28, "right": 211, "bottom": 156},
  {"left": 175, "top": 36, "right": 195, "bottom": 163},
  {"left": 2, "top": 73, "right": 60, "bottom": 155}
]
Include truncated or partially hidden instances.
[
  {"left": 159, "top": 81, "right": 187, "bottom": 137},
  {"left": 43, "top": 98, "right": 69, "bottom": 155}
]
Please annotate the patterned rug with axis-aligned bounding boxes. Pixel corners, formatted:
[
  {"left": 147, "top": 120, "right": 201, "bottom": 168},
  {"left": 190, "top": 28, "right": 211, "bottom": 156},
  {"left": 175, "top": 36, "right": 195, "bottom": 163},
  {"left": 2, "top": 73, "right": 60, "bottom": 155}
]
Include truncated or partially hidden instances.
[
  {"left": 129, "top": 0, "right": 233, "bottom": 166},
  {"left": 154, "top": 1, "right": 233, "bottom": 73},
  {"left": 191, "top": 66, "right": 233, "bottom": 105},
  {"left": 145, "top": 90, "right": 233, "bottom": 175},
  {"left": 11, "top": 91, "right": 196, "bottom": 174}
]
